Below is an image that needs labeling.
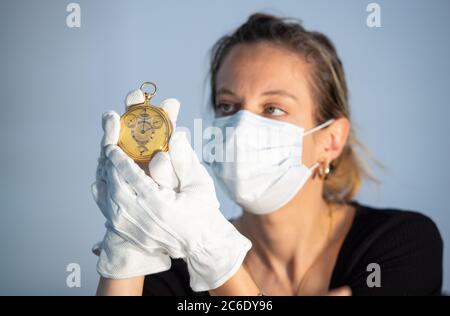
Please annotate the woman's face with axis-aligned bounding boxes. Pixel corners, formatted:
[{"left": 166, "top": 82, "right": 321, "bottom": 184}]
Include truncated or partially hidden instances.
[{"left": 214, "top": 41, "right": 324, "bottom": 168}]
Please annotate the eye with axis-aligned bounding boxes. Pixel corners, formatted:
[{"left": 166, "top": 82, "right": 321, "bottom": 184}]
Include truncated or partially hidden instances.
[
  {"left": 264, "top": 105, "right": 287, "bottom": 117},
  {"left": 215, "top": 102, "right": 238, "bottom": 116}
]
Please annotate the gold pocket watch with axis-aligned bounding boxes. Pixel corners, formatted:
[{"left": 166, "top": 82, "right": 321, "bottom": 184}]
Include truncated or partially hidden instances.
[{"left": 118, "top": 82, "right": 173, "bottom": 166}]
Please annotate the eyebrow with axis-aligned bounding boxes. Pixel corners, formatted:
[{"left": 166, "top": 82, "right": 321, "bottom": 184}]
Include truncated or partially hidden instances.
[
  {"left": 216, "top": 88, "right": 235, "bottom": 97},
  {"left": 262, "top": 90, "right": 298, "bottom": 101},
  {"left": 216, "top": 88, "right": 298, "bottom": 101}
]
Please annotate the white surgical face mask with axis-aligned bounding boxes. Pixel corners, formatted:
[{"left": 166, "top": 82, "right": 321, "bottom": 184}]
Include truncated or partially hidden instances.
[{"left": 204, "top": 110, "right": 334, "bottom": 215}]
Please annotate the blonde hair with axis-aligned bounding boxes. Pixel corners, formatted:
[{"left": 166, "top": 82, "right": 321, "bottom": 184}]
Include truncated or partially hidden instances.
[{"left": 209, "top": 13, "right": 375, "bottom": 203}]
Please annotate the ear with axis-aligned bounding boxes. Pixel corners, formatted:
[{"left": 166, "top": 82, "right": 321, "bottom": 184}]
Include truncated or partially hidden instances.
[{"left": 318, "top": 117, "right": 350, "bottom": 162}]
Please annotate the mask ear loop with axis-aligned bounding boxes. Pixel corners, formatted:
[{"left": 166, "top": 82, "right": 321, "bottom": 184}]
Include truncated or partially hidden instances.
[
  {"left": 303, "top": 119, "right": 335, "bottom": 136},
  {"left": 309, "top": 162, "right": 320, "bottom": 172},
  {"left": 304, "top": 119, "right": 335, "bottom": 171}
]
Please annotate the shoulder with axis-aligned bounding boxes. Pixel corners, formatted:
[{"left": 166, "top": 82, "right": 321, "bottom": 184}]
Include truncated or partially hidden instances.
[
  {"left": 143, "top": 259, "right": 209, "bottom": 296},
  {"left": 350, "top": 202, "right": 442, "bottom": 248},
  {"left": 333, "top": 202, "right": 443, "bottom": 295}
]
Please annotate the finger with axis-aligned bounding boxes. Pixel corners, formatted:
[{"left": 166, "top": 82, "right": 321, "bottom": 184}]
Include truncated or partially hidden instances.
[
  {"left": 105, "top": 144, "right": 159, "bottom": 195},
  {"left": 104, "top": 159, "right": 157, "bottom": 228},
  {"left": 168, "top": 131, "right": 213, "bottom": 191},
  {"left": 91, "top": 240, "right": 103, "bottom": 256},
  {"left": 91, "top": 181, "right": 110, "bottom": 221},
  {"left": 149, "top": 152, "right": 179, "bottom": 190},
  {"left": 125, "top": 89, "right": 145, "bottom": 108},
  {"left": 105, "top": 161, "right": 171, "bottom": 241},
  {"left": 100, "top": 111, "right": 120, "bottom": 158},
  {"left": 104, "top": 159, "right": 140, "bottom": 208},
  {"left": 91, "top": 181, "right": 106, "bottom": 206},
  {"left": 159, "top": 98, "right": 180, "bottom": 129}
]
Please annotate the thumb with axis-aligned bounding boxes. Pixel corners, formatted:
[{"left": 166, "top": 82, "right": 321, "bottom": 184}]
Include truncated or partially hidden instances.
[
  {"left": 168, "top": 132, "right": 213, "bottom": 192},
  {"left": 149, "top": 152, "right": 179, "bottom": 190}
]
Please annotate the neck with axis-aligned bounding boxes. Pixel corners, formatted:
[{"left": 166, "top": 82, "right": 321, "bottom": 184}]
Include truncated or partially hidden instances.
[{"left": 237, "top": 183, "right": 331, "bottom": 275}]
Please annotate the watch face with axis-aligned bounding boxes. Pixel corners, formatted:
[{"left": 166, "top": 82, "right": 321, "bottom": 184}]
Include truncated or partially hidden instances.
[{"left": 118, "top": 104, "right": 172, "bottom": 163}]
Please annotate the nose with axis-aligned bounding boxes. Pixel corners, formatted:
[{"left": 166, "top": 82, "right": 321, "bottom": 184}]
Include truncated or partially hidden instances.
[{"left": 239, "top": 100, "right": 259, "bottom": 114}]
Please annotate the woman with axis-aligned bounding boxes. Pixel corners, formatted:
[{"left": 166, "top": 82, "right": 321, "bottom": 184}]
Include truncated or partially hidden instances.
[{"left": 93, "top": 13, "right": 443, "bottom": 296}]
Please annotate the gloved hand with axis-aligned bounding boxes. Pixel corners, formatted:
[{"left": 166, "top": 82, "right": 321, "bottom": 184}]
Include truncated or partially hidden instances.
[
  {"left": 102, "top": 124, "right": 252, "bottom": 291},
  {"left": 91, "top": 90, "right": 180, "bottom": 279}
]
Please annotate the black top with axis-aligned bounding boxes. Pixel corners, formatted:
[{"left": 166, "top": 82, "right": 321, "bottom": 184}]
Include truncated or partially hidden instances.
[{"left": 143, "top": 202, "right": 443, "bottom": 296}]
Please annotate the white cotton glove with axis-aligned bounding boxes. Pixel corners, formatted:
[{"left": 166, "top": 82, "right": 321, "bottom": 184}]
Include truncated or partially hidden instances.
[
  {"left": 91, "top": 91, "right": 180, "bottom": 279},
  {"left": 102, "top": 130, "right": 252, "bottom": 291}
]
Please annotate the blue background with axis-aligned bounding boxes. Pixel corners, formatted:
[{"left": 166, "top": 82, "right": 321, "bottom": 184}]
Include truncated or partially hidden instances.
[{"left": 0, "top": 0, "right": 448, "bottom": 295}]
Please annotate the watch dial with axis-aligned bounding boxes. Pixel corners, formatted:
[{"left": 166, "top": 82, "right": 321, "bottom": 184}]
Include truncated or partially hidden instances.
[
  {"left": 151, "top": 116, "right": 163, "bottom": 129},
  {"left": 118, "top": 105, "right": 172, "bottom": 163},
  {"left": 124, "top": 114, "right": 137, "bottom": 128}
]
